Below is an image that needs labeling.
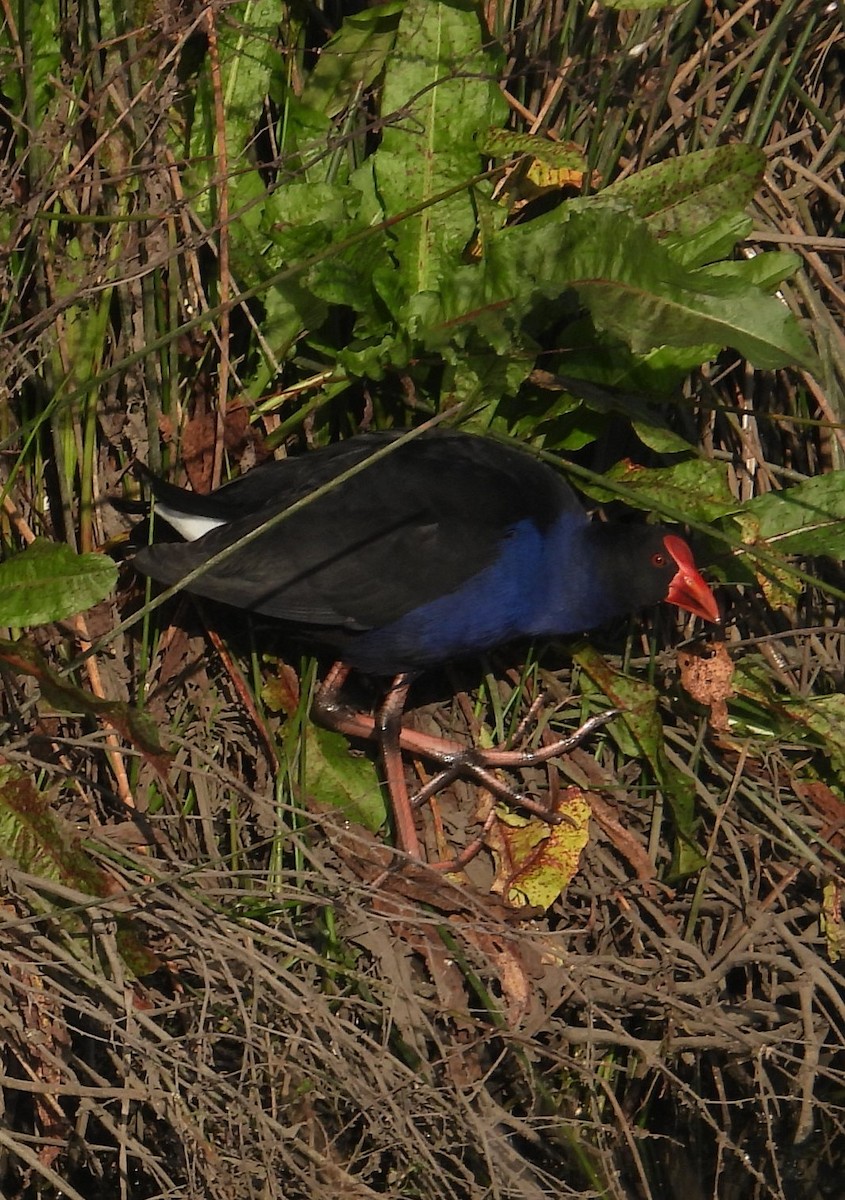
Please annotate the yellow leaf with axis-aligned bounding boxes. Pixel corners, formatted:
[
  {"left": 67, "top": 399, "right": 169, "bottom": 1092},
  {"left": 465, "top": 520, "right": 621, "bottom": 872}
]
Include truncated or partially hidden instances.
[
  {"left": 489, "top": 788, "right": 591, "bottom": 910},
  {"left": 821, "top": 881, "right": 844, "bottom": 964}
]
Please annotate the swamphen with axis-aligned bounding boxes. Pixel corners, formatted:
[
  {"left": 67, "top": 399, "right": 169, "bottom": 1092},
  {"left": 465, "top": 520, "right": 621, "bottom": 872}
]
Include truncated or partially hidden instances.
[{"left": 134, "top": 430, "right": 719, "bottom": 864}]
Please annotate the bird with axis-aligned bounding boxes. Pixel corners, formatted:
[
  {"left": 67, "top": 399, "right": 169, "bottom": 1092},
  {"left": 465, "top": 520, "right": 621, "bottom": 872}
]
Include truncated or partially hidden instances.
[{"left": 134, "top": 429, "right": 719, "bottom": 865}]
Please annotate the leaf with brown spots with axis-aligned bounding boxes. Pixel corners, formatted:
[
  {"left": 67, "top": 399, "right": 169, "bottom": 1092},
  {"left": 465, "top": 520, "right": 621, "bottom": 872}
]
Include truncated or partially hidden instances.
[
  {"left": 0, "top": 764, "right": 160, "bottom": 976},
  {"left": 489, "top": 787, "right": 591, "bottom": 910},
  {"left": 0, "top": 637, "right": 171, "bottom": 777}
]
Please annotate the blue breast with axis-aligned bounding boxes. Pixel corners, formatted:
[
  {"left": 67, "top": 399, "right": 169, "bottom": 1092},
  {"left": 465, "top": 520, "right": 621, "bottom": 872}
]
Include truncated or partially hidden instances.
[{"left": 344, "top": 515, "right": 599, "bottom": 673}]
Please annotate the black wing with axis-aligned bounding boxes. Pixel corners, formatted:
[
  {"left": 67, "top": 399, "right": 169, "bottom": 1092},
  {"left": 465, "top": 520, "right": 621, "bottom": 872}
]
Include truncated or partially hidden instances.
[{"left": 133, "top": 432, "right": 583, "bottom": 630}]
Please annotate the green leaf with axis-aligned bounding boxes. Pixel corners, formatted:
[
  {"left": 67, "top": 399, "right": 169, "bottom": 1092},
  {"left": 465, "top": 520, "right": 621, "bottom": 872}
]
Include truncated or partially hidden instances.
[
  {"left": 302, "top": 3, "right": 403, "bottom": 117},
  {"left": 186, "top": 0, "right": 284, "bottom": 224},
  {"left": 231, "top": 176, "right": 393, "bottom": 372},
  {"left": 440, "top": 200, "right": 814, "bottom": 372},
  {"left": 557, "top": 203, "right": 813, "bottom": 370},
  {"left": 663, "top": 213, "right": 753, "bottom": 270},
  {"left": 743, "top": 472, "right": 845, "bottom": 558},
  {"left": 0, "top": 540, "right": 117, "bottom": 626},
  {"left": 304, "top": 725, "right": 387, "bottom": 833},
  {"left": 733, "top": 664, "right": 845, "bottom": 781},
  {"left": 533, "top": 320, "right": 721, "bottom": 399},
  {"left": 479, "top": 128, "right": 588, "bottom": 172},
  {"left": 701, "top": 250, "right": 801, "bottom": 292},
  {"left": 629, "top": 419, "right": 700, "bottom": 456},
  {"left": 441, "top": 342, "right": 534, "bottom": 416},
  {"left": 582, "top": 458, "right": 736, "bottom": 523},
  {"left": 604, "top": 145, "right": 765, "bottom": 238},
  {"left": 574, "top": 645, "right": 705, "bottom": 876},
  {"left": 375, "top": 0, "right": 507, "bottom": 297}
]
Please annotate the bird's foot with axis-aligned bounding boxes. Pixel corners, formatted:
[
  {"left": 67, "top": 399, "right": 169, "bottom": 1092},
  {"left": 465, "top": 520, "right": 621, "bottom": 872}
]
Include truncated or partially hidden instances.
[
  {"left": 408, "top": 707, "right": 619, "bottom": 824},
  {"left": 313, "top": 662, "right": 620, "bottom": 868}
]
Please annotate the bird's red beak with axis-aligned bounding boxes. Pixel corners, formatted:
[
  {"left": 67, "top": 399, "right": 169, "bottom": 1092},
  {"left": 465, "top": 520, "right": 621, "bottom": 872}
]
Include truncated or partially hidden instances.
[{"left": 663, "top": 534, "right": 721, "bottom": 624}]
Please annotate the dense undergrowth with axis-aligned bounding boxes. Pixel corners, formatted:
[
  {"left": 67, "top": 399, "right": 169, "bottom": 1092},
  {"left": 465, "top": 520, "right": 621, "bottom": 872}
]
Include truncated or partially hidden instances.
[{"left": 1, "top": 2, "right": 844, "bottom": 1197}]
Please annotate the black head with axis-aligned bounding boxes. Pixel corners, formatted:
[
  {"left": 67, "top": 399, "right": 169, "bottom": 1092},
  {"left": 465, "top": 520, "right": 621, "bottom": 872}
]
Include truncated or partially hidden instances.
[{"left": 586, "top": 524, "right": 720, "bottom": 625}]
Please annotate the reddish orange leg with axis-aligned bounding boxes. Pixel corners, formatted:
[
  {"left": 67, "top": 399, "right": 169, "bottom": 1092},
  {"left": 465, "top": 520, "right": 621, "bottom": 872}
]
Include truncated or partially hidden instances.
[
  {"left": 374, "top": 672, "right": 421, "bottom": 859},
  {"left": 312, "top": 661, "right": 620, "bottom": 863},
  {"left": 314, "top": 663, "right": 424, "bottom": 857}
]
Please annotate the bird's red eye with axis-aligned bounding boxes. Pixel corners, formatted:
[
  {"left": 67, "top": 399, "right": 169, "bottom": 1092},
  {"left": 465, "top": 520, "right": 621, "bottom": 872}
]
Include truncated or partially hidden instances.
[{"left": 651, "top": 552, "right": 667, "bottom": 567}]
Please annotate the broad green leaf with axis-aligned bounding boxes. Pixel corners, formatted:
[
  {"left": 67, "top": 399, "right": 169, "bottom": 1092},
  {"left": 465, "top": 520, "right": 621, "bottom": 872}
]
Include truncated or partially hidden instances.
[
  {"left": 534, "top": 319, "right": 722, "bottom": 398},
  {"left": 575, "top": 645, "right": 705, "bottom": 877},
  {"left": 304, "top": 725, "right": 386, "bottom": 833},
  {"left": 186, "top": 0, "right": 283, "bottom": 223},
  {"left": 701, "top": 250, "right": 801, "bottom": 292},
  {"left": 554, "top": 203, "right": 813, "bottom": 370},
  {"left": 271, "top": 92, "right": 336, "bottom": 180},
  {"left": 302, "top": 3, "right": 403, "bottom": 117},
  {"left": 576, "top": 239, "right": 813, "bottom": 370},
  {"left": 743, "top": 473, "right": 845, "bottom": 558},
  {"left": 479, "top": 128, "right": 589, "bottom": 199},
  {"left": 581, "top": 457, "right": 736, "bottom": 523},
  {"left": 733, "top": 663, "right": 845, "bottom": 780},
  {"left": 629, "top": 419, "right": 700, "bottom": 456},
  {"left": 526, "top": 369, "right": 699, "bottom": 455},
  {"left": 0, "top": 540, "right": 117, "bottom": 626},
  {"left": 441, "top": 344, "right": 534, "bottom": 417},
  {"left": 605, "top": 145, "right": 765, "bottom": 238},
  {"left": 219, "top": 0, "right": 283, "bottom": 127},
  {"left": 0, "top": 764, "right": 159, "bottom": 976},
  {"left": 231, "top": 176, "right": 393, "bottom": 372},
  {"left": 479, "top": 128, "right": 588, "bottom": 171},
  {"left": 663, "top": 213, "right": 753, "bottom": 270},
  {"left": 440, "top": 201, "right": 814, "bottom": 372},
  {"left": 375, "top": 0, "right": 507, "bottom": 297}
]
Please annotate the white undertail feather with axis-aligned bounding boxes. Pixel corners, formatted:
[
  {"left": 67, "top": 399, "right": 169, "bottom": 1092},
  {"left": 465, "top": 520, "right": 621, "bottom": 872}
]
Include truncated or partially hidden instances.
[{"left": 154, "top": 501, "right": 226, "bottom": 541}]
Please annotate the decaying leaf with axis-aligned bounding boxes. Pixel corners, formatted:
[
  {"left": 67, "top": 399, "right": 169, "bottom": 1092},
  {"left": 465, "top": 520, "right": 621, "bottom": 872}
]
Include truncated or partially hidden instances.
[
  {"left": 678, "top": 641, "right": 736, "bottom": 730},
  {"left": 489, "top": 787, "right": 591, "bottom": 910},
  {"left": 0, "top": 637, "right": 171, "bottom": 778},
  {"left": 821, "top": 881, "right": 844, "bottom": 964}
]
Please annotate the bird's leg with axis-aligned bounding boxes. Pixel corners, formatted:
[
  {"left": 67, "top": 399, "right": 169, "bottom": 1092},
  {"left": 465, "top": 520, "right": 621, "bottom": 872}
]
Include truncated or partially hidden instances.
[
  {"left": 313, "top": 662, "right": 425, "bottom": 858},
  {"left": 312, "top": 661, "right": 619, "bottom": 855},
  {"left": 316, "top": 673, "right": 617, "bottom": 772},
  {"left": 375, "top": 672, "right": 422, "bottom": 860},
  {"left": 313, "top": 661, "right": 472, "bottom": 759},
  {"left": 407, "top": 709, "right": 620, "bottom": 801},
  {"left": 312, "top": 661, "right": 376, "bottom": 742},
  {"left": 407, "top": 714, "right": 620, "bottom": 824},
  {"left": 425, "top": 807, "right": 500, "bottom": 874}
]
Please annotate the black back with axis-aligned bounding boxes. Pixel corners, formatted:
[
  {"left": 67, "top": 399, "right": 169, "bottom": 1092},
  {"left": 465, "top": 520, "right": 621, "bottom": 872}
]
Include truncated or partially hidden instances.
[{"left": 134, "top": 431, "right": 585, "bottom": 631}]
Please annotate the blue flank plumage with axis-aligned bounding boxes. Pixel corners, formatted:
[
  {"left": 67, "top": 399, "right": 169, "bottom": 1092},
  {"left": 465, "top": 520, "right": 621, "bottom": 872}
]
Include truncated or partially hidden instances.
[
  {"left": 344, "top": 516, "right": 596, "bottom": 671},
  {"left": 133, "top": 430, "right": 719, "bottom": 674}
]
